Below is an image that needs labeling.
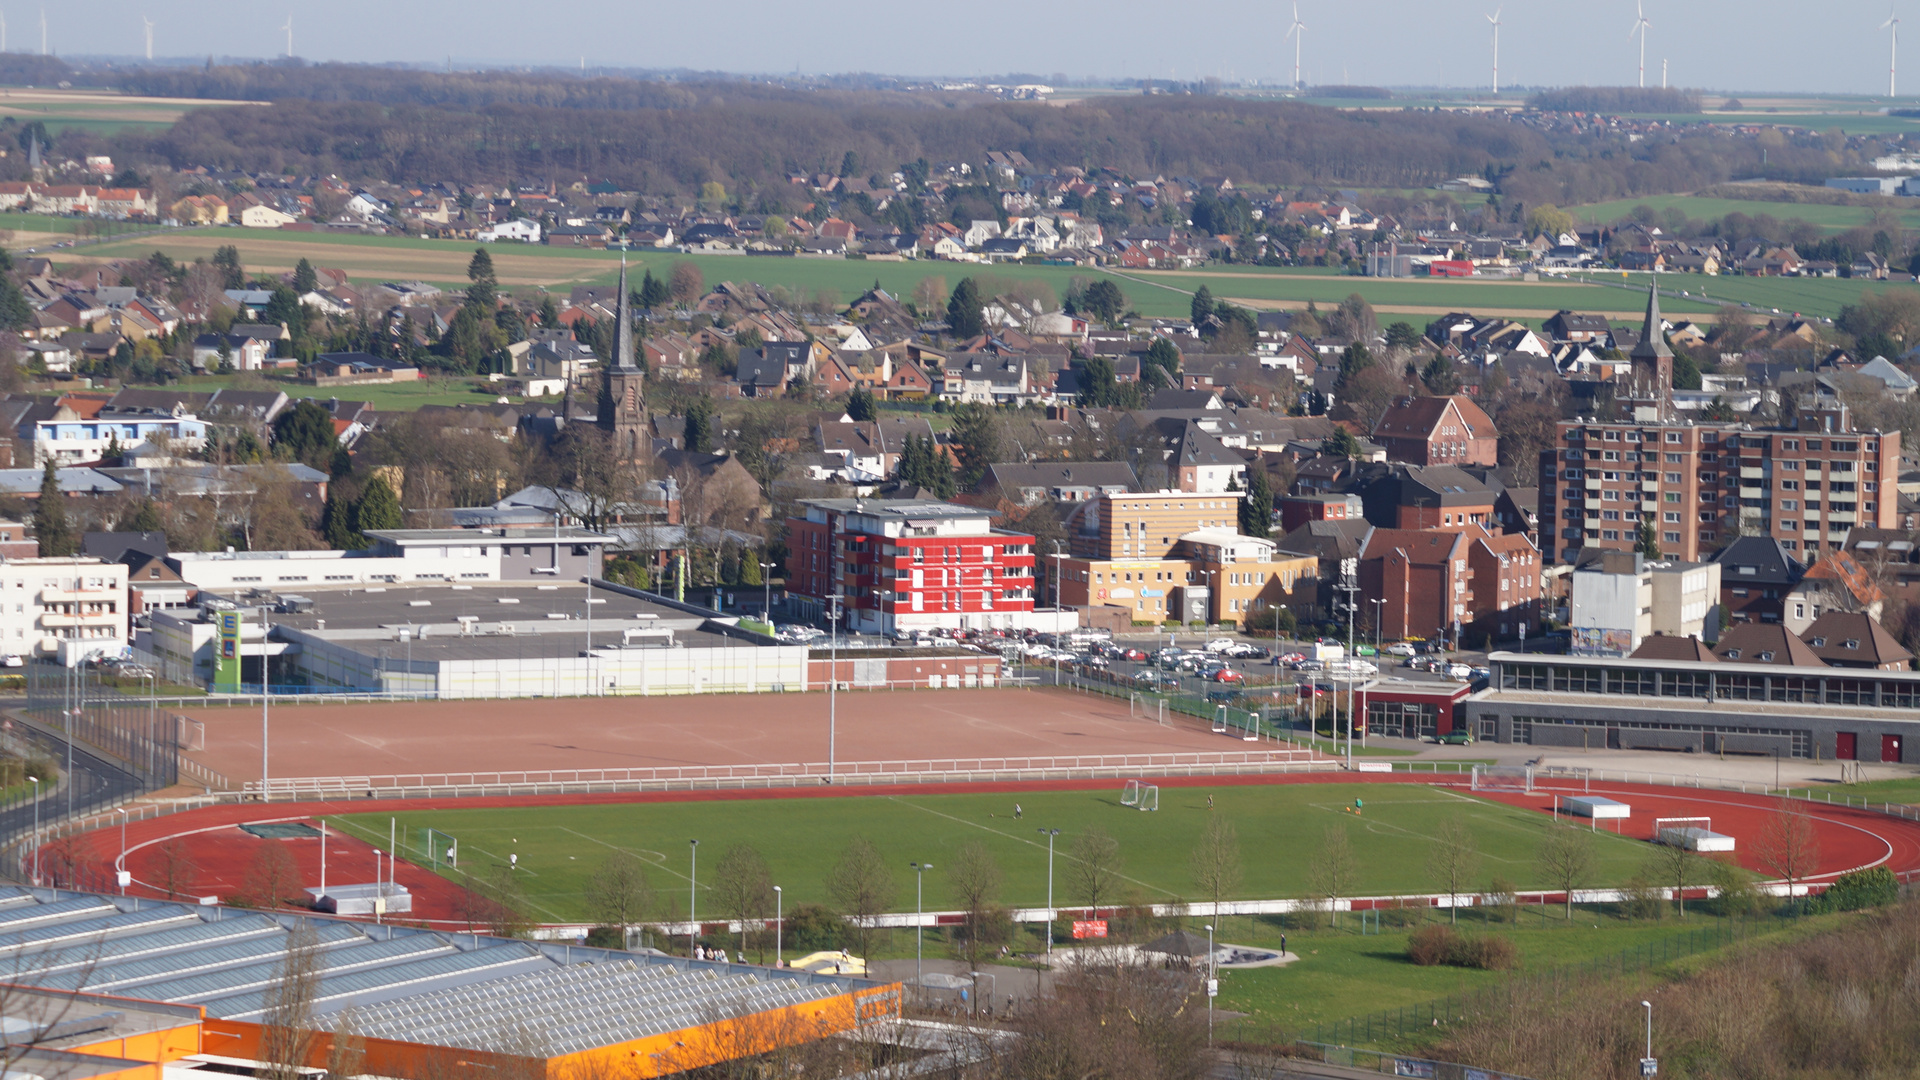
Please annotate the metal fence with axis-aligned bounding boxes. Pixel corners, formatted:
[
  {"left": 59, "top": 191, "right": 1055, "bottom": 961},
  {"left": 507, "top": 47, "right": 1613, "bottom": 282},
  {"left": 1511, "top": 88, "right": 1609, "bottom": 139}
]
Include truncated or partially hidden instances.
[{"left": 1225, "top": 1041, "right": 1540, "bottom": 1080}]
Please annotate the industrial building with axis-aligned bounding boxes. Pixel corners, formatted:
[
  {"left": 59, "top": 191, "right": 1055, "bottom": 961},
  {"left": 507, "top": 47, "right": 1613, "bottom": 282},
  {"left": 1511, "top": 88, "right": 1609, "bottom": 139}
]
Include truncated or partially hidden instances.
[{"left": 0, "top": 887, "right": 897, "bottom": 1078}]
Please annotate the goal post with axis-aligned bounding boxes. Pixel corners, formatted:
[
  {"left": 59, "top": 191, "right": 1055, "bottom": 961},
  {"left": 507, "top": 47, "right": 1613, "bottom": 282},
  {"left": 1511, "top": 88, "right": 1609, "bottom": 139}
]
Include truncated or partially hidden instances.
[
  {"left": 1470, "top": 764, "right": 1534, "bottom": 793},
  {"left": 1138, "top": 784, "right": 1159, "bottom": 812},
  {"left": 1121, "top": 779, "right": 1142, "bottom": 807}
]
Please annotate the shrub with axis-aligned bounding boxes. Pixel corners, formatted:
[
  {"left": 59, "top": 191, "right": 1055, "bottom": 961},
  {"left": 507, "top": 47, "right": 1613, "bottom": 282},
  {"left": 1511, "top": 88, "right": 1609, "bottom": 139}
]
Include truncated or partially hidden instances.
[
  {"left": 1708, "top": 857, "right": 1765, "bottom": 918},
  {"left": 1621, "top": 875, "right": 1667, "bottom": 921},
  {"left": 1484, "top": 876, "right": 1518, "bottom": 923},
  {"left": 1814, "top": 867, "right": 1900, "bottom": 913},
  {"left": 781, "top": 903, "right": 843, "bottom": 951},
  {"left": 584, "top": 925, "right": 625, "bottom": 949},
  {"left": 1407, "top": 924, "right": 1455, "bottom": 966}
]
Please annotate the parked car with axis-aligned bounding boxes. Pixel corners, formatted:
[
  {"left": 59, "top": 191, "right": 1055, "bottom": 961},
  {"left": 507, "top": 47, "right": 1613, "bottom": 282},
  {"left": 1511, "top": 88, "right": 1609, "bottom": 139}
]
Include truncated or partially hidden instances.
[
  {"left": 1226, "top": 643, "right": 1269, "bottom": 660},
  {"left": 1207, "top": 667, "right": 1244, "bottom": 683},
  {"left": 1121, "top": 648, "right": 1148, "bottom": 662},
  {"left": 1385, "top": 642, "right": 1417, "bottom": 657},
  {"left": 1203, "top": 638, "right": 1238, "bottom": 654},
  {"left": 1292, "top": 659, "right": 1325, "bottom": 672},
  {"left": 0, "top": 654, "right": 21, "bottom": 668},
  {"left": 1277, "top": 652, "right": 1306, "bottom": 665},
  {"left": 1445, "top": 663, "right": 1475, "bottom": 680},
  {"left": 1438, "top": 730, "right": 1475, "bottom": 746}
]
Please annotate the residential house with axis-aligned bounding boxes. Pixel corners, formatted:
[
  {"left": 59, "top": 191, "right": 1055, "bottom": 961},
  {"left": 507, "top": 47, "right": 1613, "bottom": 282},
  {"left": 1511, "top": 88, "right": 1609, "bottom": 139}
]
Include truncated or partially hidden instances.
[{"left": 1371, "top": 395, "right": 1499, "bottom": 467}]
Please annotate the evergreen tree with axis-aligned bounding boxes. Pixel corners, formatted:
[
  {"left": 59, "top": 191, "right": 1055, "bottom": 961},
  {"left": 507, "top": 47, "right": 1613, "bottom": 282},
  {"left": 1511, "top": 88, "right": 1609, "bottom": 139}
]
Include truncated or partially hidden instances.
[
  {"left": 1635, "top": 518, "right": 1662, "bottom": 559},
  {"left": 33, "top": 459, "right": 73, "bottom": 556},
  {"left": 538, "top": 295, "right": 561, "bottom": 327},
  {"left": 1322, "top": 428, "right": 1362, "bottom": 459},
  {"left": 353, "top": 474, "right": 404, "bottom": 533},
  {"left": 1671, "top": 348, "right": 1703, "bottom": 391},
  {"left": 684, "top": 397, "right": 715, "bottom": 454},
  {"left": 0, "top": 275, "right": 34, "bottom": 331},
  {"left": 271, "top": 400, "right": 339, "bottom": 469},
  {"left": 292, "top": 258, "right": 318, "bottom": 295},
  {"left": 1190, "top": 284, "right": 1215, "bottom": 328},
  {"left": 466, "top": 247, "right": 498, "bottom": 312},
  {"left": 846, "top": 386, "right": 878, "bottom": 422},
  {"left": 946, "top": 278, "right": 985, "bottom": 339},
  {"left": 639, "top": 270, "right": 671, "bottom": 310},
  {"left": 1143, "top": 337, "right": 1182, "bottom": 386},
  {"left": 212, "top": 245, "right": 245, "bottom": 291},
  {"left": 1240, "top": 465, "right": 1273, "bottom": 540},
  {"left": 949, "top": 403, "right": 1001, "bottom": 491},
  {"left": 125, "top": 500, "right": 162, "bottom": 534},
  {"left": 321, "top": 490, "right": 364, "bottom": 550},
  {"left": 328, "top": 445, "right": 353, "bottom": 480},
  {"left": 1421, "top": 354, "right": 1461, "bottom": 396}
]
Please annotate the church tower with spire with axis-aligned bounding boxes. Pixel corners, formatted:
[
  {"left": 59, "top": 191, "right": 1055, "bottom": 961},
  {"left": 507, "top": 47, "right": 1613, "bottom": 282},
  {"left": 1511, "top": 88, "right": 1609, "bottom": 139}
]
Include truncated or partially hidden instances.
[
  {"left": 599, "top": 250, "right": 649, "bottom": 461},
  {"left": 1624, "top": 284, "right": 1673, "bottom": 423}
]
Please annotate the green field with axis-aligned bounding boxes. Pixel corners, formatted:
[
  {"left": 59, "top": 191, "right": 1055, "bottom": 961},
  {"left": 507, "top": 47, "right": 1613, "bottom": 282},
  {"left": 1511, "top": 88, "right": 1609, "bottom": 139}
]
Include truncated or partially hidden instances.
[
  {"left": 0, "top": 88, "right": 245, "bottom": 135},
  {"left": 329, "top": 784, "right": 1660, "bottom": 925},
  {"left": 1570, "top": 193, "right": 1920, "bottom": 232},
  {"left": 172, "top": 373, "right": 523, "bottom": 412}
]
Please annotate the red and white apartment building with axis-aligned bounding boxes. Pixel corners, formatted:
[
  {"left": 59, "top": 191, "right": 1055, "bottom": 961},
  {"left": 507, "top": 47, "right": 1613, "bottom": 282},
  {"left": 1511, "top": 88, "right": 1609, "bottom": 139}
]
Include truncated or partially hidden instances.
[{"left": 786, "top": 499, "right": 1072, "bottom": 635}]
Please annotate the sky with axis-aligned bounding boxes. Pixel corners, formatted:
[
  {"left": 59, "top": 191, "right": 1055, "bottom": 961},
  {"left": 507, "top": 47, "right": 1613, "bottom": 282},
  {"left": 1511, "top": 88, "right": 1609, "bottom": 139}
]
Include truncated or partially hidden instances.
[{"left": 33, "top": 0, "right": 1915, "bottom": 98}]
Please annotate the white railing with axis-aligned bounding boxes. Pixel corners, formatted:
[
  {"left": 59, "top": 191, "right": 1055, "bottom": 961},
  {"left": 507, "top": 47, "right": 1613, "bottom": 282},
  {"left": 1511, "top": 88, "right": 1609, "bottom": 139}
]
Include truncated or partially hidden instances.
[{"left": 244, "top": 748, "right": 1332, "bottom": 798}]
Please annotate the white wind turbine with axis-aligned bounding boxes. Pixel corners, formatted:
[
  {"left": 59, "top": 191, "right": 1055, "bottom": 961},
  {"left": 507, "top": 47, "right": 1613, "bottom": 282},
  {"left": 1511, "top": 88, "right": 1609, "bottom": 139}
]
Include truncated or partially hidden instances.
[
  {"left": 1628, "top": 0, "right": 1651, "bottom": 88},
  {"left": 1285, "top": 3, "right": 1306, "bottom": 91},
  {"left": 1487, "top": 8, "right": 1502, "bottom": 94},
  {"left": 141, "top": 15, "right": 152, "bottom": 60},
  {"left": 281, "top": 14, "right": 292, "bottom": 57},
  {"left": 1882, "top": 10, "right": 1900, "bottom": 98}
]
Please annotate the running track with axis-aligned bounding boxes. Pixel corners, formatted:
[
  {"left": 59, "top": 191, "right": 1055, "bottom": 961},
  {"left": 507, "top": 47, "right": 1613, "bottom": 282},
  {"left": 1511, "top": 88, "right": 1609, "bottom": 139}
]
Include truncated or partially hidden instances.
[{"left": 51, "top": 773, "right": 1920, "bottom": 927}]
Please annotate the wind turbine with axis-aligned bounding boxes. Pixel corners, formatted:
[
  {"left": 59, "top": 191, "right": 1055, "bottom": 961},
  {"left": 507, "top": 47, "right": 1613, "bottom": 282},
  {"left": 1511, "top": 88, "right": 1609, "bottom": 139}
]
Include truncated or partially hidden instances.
[
  {"left": 1628, "top": 0, "right": 1651, "bottom": 89},
  {"left": 281, "top": 14, "right": 292, "bottom": 57},
  {"left": 1882, "top": 10, "right": 1900, "bottom": 98},
  {"left": 1487, "top": 8, "right": 1502, "bottom": 94},
  {"left": 141, "top": 15, "right": 152, "bottom": 61},
  {"left": 1285, "top": 3, "right": 1306, "bottom": 91}
]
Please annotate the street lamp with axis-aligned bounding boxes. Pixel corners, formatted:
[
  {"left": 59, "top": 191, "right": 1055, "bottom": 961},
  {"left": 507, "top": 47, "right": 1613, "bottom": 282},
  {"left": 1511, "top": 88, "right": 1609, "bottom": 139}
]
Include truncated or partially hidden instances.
[
  {"left": 688, "top": 840, "right": 700, "bottom": 957},
  {"left": 759, "top": 561, "right": 774, "bottom": 625},
  {"left": 1204, "top": 922, "right": 1217, "bottom": 1046},
  {"left": 115, "top": 808, "right": 127, "bottom": 895},
  {"left": 773, "top": 885, "right": 783, "bottom": 968},
  {"left": 911, "top": 861, "right": 933, "bottom": 989},
  {"left": 1369, "top": 598, "right": 1385, "bottom": 655},
  {"left": 1640, "top": 1000, "right": 1656, "bottom": 1076},
  {"left": 1037, "top": 828, "right": 1060, "bottom": 957},
  {"left": 26, "top": 775, "right": 39, "bottom": 885},
  {"left": 1051, "top": 542, "right": 1067, "bottom": 686},
  {"left": 260, "top": 605, "right": 272, "bottom": 801}
]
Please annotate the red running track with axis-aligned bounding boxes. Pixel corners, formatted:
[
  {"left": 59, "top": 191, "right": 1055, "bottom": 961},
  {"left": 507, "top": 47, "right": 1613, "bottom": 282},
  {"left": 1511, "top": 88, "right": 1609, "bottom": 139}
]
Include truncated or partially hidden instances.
[{"left": 48, "top": 774, "right": 1920, "bottom": 927}]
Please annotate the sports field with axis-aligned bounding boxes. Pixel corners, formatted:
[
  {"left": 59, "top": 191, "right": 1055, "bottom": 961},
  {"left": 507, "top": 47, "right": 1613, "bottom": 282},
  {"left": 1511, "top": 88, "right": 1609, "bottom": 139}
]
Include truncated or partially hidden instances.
[{"left": 325, "top": 783, "right": 1656, "bottom": 923}]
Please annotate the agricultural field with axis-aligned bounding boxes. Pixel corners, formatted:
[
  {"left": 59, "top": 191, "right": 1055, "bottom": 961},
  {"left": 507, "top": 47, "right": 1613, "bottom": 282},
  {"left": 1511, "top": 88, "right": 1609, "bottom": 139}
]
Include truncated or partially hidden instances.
[
  {"left": 1569, "top": 192, "right": 1920, "bottom": 232},
  {"left": 170, "top": 373, "right": 523, "bottom": 412},
  {"left": 329, "top": 783, "right": 1659, "bottom": 925},
  {"left": 0, "top": 86, "right": 255, "bottom": 135}
]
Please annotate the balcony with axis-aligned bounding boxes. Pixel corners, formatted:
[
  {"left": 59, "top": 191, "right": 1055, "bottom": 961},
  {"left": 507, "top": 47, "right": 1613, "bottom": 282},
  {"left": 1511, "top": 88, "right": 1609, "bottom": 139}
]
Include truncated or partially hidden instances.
[
  {"left": 1739, "top": 487, "right": 1764, "bottom": 500},
  {"left": 40, "top": 612, "right": 120, "bottom": 629},
  {"left": 39, "top": 586, "right": 116, "bottom": 603},
  {"left": 1740, "top": 467, "right": 1765, "bottom": 480}
]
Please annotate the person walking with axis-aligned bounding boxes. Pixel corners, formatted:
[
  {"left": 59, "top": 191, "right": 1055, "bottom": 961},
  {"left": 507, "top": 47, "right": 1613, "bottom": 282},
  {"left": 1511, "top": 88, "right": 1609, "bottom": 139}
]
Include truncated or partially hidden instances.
[{"left": 1014, "top": 803, "right": 1023, "bottom": 819}]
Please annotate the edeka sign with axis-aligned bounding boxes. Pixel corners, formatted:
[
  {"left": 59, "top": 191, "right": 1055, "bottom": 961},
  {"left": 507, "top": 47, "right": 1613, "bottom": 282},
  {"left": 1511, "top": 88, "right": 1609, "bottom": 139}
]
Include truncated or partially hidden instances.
[
  {"left": 1071, "top": 920, "right": 1108, "bottom": 939},
  {"left": 214, "top": 609, "right": 243, "bottom": 692}
]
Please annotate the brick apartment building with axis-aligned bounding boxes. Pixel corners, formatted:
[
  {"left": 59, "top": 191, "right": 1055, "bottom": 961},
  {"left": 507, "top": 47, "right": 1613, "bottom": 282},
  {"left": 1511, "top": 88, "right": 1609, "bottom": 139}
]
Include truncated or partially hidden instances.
[
  {"left": 784, "top": 499, "right": 1040, "bottom": 635},
  {"left": 1371, "top": 395, "right": 1499, "bottom": 466},
  {"left": 1359, "top": 523, "right": 1541, "bottom": 645},
  {"left": 1538, "top": 288, "right": 1902, "bottom": 566}
]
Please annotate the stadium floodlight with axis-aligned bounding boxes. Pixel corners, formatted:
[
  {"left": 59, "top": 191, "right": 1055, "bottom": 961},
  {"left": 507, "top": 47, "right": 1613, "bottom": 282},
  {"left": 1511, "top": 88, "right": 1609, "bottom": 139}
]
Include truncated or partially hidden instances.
[
  {"left": 688, "top": 839, "right": 699, "bottom": 957},
  {"left": 910, "top": 862, "right": 933, "bottom": 988},
  {"left": 1037, "top": 828, "right": 1061, "bottom": 957},
  {"left": 1628, "top": 0, "right": 1652, "bottom": 89}
]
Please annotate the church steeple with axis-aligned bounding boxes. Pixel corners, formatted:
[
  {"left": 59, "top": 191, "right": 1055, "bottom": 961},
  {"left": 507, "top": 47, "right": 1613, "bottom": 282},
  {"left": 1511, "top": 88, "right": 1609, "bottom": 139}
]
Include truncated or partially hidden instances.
[
  {"left": 613, "top": 248, "right": 637, "bottom": 371},
  {"left": 1626, "top": 284, "right": 1673, "bottom": 422},
  {"left": 600, "top": 245, "right": 648, "bottom": 459}
]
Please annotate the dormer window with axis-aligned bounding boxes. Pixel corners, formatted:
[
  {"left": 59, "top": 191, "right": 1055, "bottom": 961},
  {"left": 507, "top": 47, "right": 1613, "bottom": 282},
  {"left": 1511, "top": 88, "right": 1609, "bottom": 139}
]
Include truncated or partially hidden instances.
[
  {"left": 1844, "top": 639, "right": 1860, "bottom": 649},
  {"left": 1725, "top": 649, "right": 1741, "bottom": 659},
  {"left": 1756, "top": 651, "right": 1775, "bottom": 662},
  {"left": 1810, "top": 637, "right": 1826, "bottom": 647}
]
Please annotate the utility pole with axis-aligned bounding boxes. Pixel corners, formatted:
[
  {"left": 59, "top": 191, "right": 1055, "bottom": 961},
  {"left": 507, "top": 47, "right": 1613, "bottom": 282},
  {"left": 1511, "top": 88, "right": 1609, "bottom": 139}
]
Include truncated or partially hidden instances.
[
  {"left": 827, "top": 593, "right": 843, "bottom": 782},
  {"left": 1337, "top": 557, "right": 1359, "bottom": 769},
  {"left": 1037, "top": 828, "right": 1060, "bottom": 957}
]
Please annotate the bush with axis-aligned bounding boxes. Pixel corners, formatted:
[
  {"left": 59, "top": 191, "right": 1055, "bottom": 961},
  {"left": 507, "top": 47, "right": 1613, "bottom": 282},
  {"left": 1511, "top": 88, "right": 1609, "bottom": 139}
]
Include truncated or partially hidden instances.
[
  {"left": 1813, "top": 867, "right": 1900, "bottom": 913},
  {"left": 1484, "top": 876, "right": 1518, "bottom": 923},
  {"left": 1708, "top": 857, "right": 1765, "bottom": 918},
  {"left": 584, "top": 925, "right": 626, "bottom": 949},
  {"left": 1408, "top": 925, "right": 1518, "bottom": 970},
  {"left": 1407, "top": 924, "right": 1455, "bottom": 966},
  {"left": 782, "top": 903, "right": 843, "bottom": 951},
  {"left": 1621, "top": 876, "right": 1668, "bottom": 921}
]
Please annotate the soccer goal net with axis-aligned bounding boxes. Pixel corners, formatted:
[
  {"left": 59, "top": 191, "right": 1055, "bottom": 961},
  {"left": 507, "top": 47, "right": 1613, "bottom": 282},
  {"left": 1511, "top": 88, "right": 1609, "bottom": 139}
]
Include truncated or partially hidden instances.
[
  {"left": 1121, "top": 779, "right": 1143, "bottom": 807},
  {"left": 1470, "top": 764, "right": 1534, "bottom": 793},
  {"left": 1137, "top": 784, "right": 1159, "bottom": 812}
]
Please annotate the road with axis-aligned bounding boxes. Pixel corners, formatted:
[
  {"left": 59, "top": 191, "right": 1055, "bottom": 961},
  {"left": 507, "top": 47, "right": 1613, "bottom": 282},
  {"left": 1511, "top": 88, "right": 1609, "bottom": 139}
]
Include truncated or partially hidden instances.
[{"left": 0, "top": 713, "right": 147, "bottom": 871}]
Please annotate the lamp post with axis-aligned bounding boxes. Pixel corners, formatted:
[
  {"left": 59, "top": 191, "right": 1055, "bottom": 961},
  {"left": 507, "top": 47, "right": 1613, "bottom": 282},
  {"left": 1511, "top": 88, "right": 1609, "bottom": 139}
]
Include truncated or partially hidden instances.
[
  {"left": 827, "top": 593, "right": 843, "bottom": 783},
  {"left": 911, "top": 861, "right": 933, "bottom": 988},
  {"left": 759, "top": 561, "right": 774, "bottom": 625},
  {"left": 115, "top": 807, "right": 127, "bottom": 894},
  {"left": 773, "top": 885, "right": 783, "bottom": 967},
  {"left": 27, "top": 775, "right": 39, "bottom": 885},
  {"left": 1037, "top": 828, "right": 1060, "bottom": 956},
  {"left": 260, "top": 605, "right": 271, "bottom": 801},
  {"left": 1204, "top": 922, "right": 1217, "bottom": 1046},
  {"left": 1640, "top": 1000, "right": 1656, "bottom": 1076},
  {"left": 1369, "top": 598, "right": 1385, "bottom": 656},
  {"left": 1050, "top": 542, "right": 1066, "bottom": 685},
  {"left": 372, "top": 849, "right": 383, "bottom": 924},
  {"left": 688, "top": 839, "right": 700, "bottom": 957}
]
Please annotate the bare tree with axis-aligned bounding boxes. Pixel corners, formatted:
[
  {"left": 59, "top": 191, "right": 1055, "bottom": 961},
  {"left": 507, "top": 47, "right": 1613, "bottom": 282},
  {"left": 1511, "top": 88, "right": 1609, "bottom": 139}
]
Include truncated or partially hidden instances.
[
  {"left": 241, "top": 843, "right": 303, "bottom": 910},
  {"left": 323, "top": 1006, "right": 364, "bottom": 1080},
  {"left": 155, "top": 838, "right": 199, "bottom": 900},
  {"left": 710, "top": 843, "right": 775, "bottom": 960},
  {"left": 1068, "top": 827, "right": 1124, "bottom": 916},
  {"left": 258, "top": 925, "right": 321, "bottom": 1080},
  {"left": 1753, "top": 799, "right": 1821, "bottom": 907},
  {"left": 946, "top": 840, "right": 1006, "bottom": 971},
  {"left": 585, "top": 851, "right": 654, "bottom": 947},
  {"left": 1537, "top": 824, "right": 1596, "bottom": 921},
  {"left": 1008, "top": 957, "right": 1213, "bottom": 1080},
  {"left": 481, "top": 863, "right": 534, "bottom": 938},
  {"left": 1652, "top": 836, "right": 1700, "bottom": 919},
  {"left": 825, "top": 837, "right": 896, "bottom": 962},
  {"left": 1190, "top": 814, "right": 1242, "bottom": 923},
  {"left": 1307, "top": 826, "right": 1357, "bottom": 928},
  {"left": 1426, "top": 816, "right": 1482, "bottom": 925}
]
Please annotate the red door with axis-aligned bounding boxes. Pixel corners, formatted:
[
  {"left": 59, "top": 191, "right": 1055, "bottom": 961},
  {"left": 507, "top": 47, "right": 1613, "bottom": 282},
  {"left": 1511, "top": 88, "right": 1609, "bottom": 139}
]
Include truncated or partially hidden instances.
[
  {"left": 1837, "top": 733, "right": 1857, "bottom": 760},
  {"left": 1884, "top": 734, "right": 1904, "bottom": 763}
]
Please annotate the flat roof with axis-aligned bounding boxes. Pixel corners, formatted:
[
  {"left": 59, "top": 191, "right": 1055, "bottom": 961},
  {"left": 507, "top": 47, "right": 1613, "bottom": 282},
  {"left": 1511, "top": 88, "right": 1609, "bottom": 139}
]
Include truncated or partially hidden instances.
[
  {"left": 803, "top": 498, "right": 990, "bottom": 519},
  {"left": 364, "top": 527, "right": 612, "bottom": 546},
  {"left": 0, "top": 888, "right": 871, "bottom": 1058}
]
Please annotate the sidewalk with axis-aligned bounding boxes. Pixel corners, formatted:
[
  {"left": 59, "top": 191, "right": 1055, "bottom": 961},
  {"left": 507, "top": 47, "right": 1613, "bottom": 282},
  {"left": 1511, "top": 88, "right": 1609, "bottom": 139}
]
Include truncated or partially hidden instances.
[{"left": 1369, "top": 733, "right": 1918, "bottom": 791}]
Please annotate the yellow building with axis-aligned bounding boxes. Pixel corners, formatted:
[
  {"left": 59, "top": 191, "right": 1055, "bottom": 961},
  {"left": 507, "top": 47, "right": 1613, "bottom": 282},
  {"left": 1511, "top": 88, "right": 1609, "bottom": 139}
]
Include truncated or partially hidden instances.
[
  {"left": 1072, "top": 490, "right": 1246, "bottom": 560},
  {"left": 1057, "top": 529, "right": 1319, "bottom": 626}
]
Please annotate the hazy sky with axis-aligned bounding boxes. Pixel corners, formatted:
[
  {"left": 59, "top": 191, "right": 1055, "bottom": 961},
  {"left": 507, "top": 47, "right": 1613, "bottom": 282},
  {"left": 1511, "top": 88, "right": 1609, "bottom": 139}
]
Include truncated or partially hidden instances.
[{"left": 41, "top": 0, "right": 1912, "bottom": 97}]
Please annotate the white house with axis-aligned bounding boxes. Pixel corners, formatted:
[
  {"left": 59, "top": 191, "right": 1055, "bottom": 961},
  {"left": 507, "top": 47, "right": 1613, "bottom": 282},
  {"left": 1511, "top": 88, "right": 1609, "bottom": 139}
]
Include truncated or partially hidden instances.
[
  {"left": 478, "top": 219, "right": 542, "bottom": 243},
  {"left": 0, "top": 557, "right": 129, "bottom": 665},
  {"left": 239, "top": 204, "right": 297, "bottom": 228},
  {"left": 345, "top": 193, "right": 389, "bottom": 219},
  {"left": 34, "top": 411, "right": 209, "bottom": 465},
  {"left": 963, "top": 219, "right": 1003, "bottom": 248}
]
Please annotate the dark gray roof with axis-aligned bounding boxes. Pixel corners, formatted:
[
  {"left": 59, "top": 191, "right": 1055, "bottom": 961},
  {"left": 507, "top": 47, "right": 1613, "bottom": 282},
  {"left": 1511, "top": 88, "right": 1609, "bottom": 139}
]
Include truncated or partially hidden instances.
[{"left": 1709, "top": 535, "right": 1803, "bottom": 586}]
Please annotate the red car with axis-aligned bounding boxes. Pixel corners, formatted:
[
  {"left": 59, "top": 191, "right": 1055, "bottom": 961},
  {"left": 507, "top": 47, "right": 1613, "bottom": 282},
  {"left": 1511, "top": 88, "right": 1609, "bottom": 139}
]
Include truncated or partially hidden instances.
[
  {"left": 1122, "top": 648, "right": 1148, "bottom": 662},
  {"left": 1208, "top": 668, "right": 1244, "bottom": 683}
]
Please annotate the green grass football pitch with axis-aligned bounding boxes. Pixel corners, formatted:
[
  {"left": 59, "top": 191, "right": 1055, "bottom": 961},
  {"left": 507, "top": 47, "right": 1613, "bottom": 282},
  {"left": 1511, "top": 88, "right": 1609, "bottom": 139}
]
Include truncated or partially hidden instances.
[{"left": 328, "top": 783, "right": 1656, "bottom": 924}]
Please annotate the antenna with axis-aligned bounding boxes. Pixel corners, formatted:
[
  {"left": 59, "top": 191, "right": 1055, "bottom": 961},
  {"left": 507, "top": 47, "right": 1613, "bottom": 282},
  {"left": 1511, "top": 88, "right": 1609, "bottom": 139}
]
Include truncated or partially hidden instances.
[
  {"left": 1628, "top": 0, "right": 1651, "bottom": 89},
  {"left": 1883, "top": 10, "right": 1901, "bottom": 98},
  {"left": 1284, "top": 2, "right": 1306, "bottom": 91},
  {"left": 141, "top": 15, "right": 152, "bottom": 61},
  {"left": 281, "top": 13, "right": 292, "bottom": 57},
  {"left": 1486, "top": 8, "right": 1502, "bottom": 94}
]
